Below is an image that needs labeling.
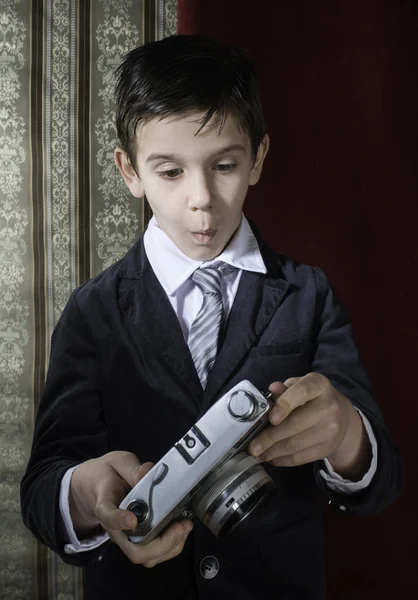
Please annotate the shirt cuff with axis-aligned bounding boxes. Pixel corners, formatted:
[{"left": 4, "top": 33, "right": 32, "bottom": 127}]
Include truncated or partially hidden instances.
[
  {"left": 319, "top": 408, "right": 378, "bottom": 494},
  {"left": 59, "top": 465, "right": 109, "bottom": 555}
]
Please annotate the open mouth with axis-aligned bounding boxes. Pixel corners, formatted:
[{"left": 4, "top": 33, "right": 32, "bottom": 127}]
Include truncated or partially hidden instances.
[{"left": 191, "top": 230, "right": 217, "bottom": 243}]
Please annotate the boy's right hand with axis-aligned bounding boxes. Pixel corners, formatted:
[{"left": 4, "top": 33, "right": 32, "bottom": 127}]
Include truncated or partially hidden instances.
[{"left": 69, "top": 451, "right": 193, "bottom": 568}]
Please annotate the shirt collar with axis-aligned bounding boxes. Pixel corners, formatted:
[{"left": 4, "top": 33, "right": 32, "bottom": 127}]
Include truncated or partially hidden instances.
[{"left": 143, "top": 214, "right": 267, "bottom": 297}]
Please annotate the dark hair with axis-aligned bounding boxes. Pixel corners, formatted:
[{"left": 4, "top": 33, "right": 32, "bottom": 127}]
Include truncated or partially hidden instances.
[{"left": 115, "top": 34, "right": 266, "bottom": 170}]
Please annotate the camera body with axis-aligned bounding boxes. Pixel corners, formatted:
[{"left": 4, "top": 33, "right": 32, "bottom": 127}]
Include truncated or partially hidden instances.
[{"left": 120, "top": 380, "right": 275, "bottom": 544}]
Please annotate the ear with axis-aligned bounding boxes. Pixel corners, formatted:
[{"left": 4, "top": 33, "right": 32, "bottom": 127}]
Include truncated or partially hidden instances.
[
  {"left": 249, "top": 134, "right": 270, "bottom": 186},
  {"left": 114, "top": 148, "right": 145, "bottom": 198}
]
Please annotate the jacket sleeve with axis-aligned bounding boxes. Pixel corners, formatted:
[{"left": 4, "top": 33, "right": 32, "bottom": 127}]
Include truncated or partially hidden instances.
[
  {"left": 20, "top": 292, "right": 110, "bottom": 567},
  {"left": 311, "top": 267, "right": 403, "bottom": 515}
]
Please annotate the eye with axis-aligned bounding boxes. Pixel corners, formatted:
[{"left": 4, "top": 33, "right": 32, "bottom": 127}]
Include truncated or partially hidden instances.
[
  {"left": 215, "top": 163, "right": 236, "bottom": 173},
  {"left": 157, "top": 168, "right": 182, "bottom": 180}
]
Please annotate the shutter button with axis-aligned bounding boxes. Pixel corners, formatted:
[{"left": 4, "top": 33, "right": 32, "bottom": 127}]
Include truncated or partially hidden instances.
[{"left": 199, "top": 555, "right": 219, "bottom": 579}]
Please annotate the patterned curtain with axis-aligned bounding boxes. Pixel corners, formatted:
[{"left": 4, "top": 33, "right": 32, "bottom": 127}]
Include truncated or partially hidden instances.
[{"left": 0, "top": 1, "right": 177, "bottom": 598}]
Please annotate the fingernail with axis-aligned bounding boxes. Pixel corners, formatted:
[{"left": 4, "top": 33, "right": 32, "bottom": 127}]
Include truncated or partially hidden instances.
[{"left": 122, "top": 514, "right": 135, "bottom": 529}]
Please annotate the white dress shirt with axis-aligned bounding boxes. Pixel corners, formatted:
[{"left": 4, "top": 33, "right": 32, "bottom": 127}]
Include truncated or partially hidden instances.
[{"left": 60, "top": 214, "right": 377, "bottom": 554}]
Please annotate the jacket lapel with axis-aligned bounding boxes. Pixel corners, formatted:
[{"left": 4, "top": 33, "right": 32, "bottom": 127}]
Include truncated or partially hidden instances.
[{"left": 118, "top": 238, "right": 203, "bottom": 405}]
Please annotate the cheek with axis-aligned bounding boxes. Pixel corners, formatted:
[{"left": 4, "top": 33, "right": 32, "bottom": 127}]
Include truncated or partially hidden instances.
[
  {"left": 217, "top": 176, "right": 247, "bottom": 203},
  {"left": 143, "top": 183, "right": 181, "bottom": 217},
  {"left": 231, "top": 170, "right": 250, "bottom": 194},
  {"left": 226, "top": 182, "right": 248, "bottom": 211},
  {"left": 150, "top": 199, "right": 186, "bottom": 232}
]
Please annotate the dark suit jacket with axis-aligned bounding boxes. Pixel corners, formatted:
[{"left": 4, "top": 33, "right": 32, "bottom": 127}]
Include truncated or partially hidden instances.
[{"left": 21, "top": 229, "right": 402, "bottom": 600}]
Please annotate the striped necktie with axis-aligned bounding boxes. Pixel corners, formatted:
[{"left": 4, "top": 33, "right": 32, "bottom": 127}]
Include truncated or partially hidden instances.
[{"left": 188, "top": 262, "right": 233, "bottom": 388}]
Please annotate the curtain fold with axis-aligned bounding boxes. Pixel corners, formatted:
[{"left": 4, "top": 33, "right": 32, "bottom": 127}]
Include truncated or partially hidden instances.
[{"left": 177, "top": 1, "right": 416, "bottom": 599}]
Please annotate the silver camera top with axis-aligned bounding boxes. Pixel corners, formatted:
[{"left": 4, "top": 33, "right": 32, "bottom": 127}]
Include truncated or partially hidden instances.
[{"left": 119, "top": 380, "right": 274, "bottom": 544}]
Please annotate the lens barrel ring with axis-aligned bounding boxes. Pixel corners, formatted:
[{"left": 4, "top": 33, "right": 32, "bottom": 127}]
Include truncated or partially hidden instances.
[{"left": 192, "top": 451, "right": 274, "bottom": 539}]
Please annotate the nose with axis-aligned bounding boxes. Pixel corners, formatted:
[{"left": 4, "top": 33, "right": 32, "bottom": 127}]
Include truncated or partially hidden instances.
[{"left": 188, "top": 171, "right": 213, "bottom": 211}]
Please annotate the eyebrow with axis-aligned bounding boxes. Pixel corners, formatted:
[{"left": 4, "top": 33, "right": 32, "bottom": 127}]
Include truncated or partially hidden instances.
[{"left": 145, "top": 144, "right": 247, "bottom": 163}]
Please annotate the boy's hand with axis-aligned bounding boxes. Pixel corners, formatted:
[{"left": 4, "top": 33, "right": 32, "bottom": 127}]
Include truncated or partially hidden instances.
[
  {"left": 249, "top": 373, "right": 372, "bottom": 480},
  {"left": 69, "top": 451, "right": 193, "bottom": 567}
]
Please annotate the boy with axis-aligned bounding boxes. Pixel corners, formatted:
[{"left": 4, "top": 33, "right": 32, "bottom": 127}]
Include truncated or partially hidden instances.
[{"left": 21, "top": 35, "right": 402, "bottom": 599}]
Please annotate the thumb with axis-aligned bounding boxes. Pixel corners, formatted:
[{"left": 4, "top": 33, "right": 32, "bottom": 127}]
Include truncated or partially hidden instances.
[
  {"left": 95, "top": 456, "right": 154, "bottom": 531},
  {"left": 96, "top": 498, "right": 138, "bottom": 531},
  {"left": 131, "top": 461, "right": 155, "bottom": 486}
]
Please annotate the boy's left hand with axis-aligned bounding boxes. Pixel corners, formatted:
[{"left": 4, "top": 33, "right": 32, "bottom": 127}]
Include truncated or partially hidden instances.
[{"left": 249, "top": 373, "right": 371, "bottom": 480}]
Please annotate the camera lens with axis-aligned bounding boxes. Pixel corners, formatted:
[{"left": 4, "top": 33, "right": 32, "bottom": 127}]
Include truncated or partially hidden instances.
[
  {"left": 218, "top": 478, "right": 275, "bottom": 539},
  {"left": 192, "top": 452, "right": 275, "bottom": 539}
]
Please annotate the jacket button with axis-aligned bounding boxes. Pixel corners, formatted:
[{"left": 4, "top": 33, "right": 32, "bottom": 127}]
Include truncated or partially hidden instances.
[{"left": 199, "top": 555, "right": 219, "bottom": 579}]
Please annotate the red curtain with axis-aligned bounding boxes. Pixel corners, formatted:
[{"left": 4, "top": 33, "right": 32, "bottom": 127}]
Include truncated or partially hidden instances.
[{"left": 178, "top": 0, "right": 417, "bottom": 597}]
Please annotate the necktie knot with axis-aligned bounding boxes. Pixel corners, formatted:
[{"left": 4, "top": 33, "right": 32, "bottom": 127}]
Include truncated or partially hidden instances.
[{"left": 192, "top": 262, "right": 234, "bottom": 295}]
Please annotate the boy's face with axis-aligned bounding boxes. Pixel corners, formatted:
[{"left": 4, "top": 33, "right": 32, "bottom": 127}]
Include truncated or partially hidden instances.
[{"left": 115, "top": 111, "right": 269, "bottom": 261}]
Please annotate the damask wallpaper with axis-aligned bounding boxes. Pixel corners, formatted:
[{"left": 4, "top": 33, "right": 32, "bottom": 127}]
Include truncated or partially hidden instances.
[{"left": 0, "top": 1, "right": 177, "bottom": 598}]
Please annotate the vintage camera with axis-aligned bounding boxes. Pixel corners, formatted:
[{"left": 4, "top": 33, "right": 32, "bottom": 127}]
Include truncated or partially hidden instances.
[{"left": 119, "top": 380, "right": 275, "bottom": 544}]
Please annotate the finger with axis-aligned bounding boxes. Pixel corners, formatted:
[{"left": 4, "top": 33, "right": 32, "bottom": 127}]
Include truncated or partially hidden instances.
[
  {"left": 267, "top": 382, "right": 288, "bottom": 427},
  {"left": 251, "top": 401, "right": 325, "bottom": 457},
  {"left": 107, "top": 519, "right": 192, "bottom": 566},
  {"left": 269, "top": 441, "right": 331, "bottom": 467},
  {"left": 106, "top": 526, "right": 185, "bottom": 566},
  {"left": 106, "top": 450, "right": 154, "bottom": 489},
  {"left": 271, "top": 372, "right": 327, "bottom": 424},
  {"left": 268, "top": 382, "right": 288, "bottom": 397},
  {"left": 259, "top": 421, "right": 327, "bottom": 463},
  {"left": 133, "top": 520, "right": 193, "bottom": 564},
  {"left": 283, "top": 377, "right": 302, "bottom": 387},
  {"left": 143, "top": 529, "right": 191, "bottom": 568}
]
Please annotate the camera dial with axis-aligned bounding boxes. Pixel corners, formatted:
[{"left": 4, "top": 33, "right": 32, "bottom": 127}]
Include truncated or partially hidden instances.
[{"left": 227, "top": 391, "right": 256, "bottom": 421}]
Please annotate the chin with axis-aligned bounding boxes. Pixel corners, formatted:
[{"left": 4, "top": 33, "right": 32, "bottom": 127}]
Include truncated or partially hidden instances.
[{"left": 189, "top": 247, "right": 221, "bottom": 261}]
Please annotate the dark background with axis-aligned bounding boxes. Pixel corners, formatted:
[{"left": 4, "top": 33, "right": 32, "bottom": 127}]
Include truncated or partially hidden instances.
[{"left": 178, "top": 0, "right": 417, "bottom": 597}]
